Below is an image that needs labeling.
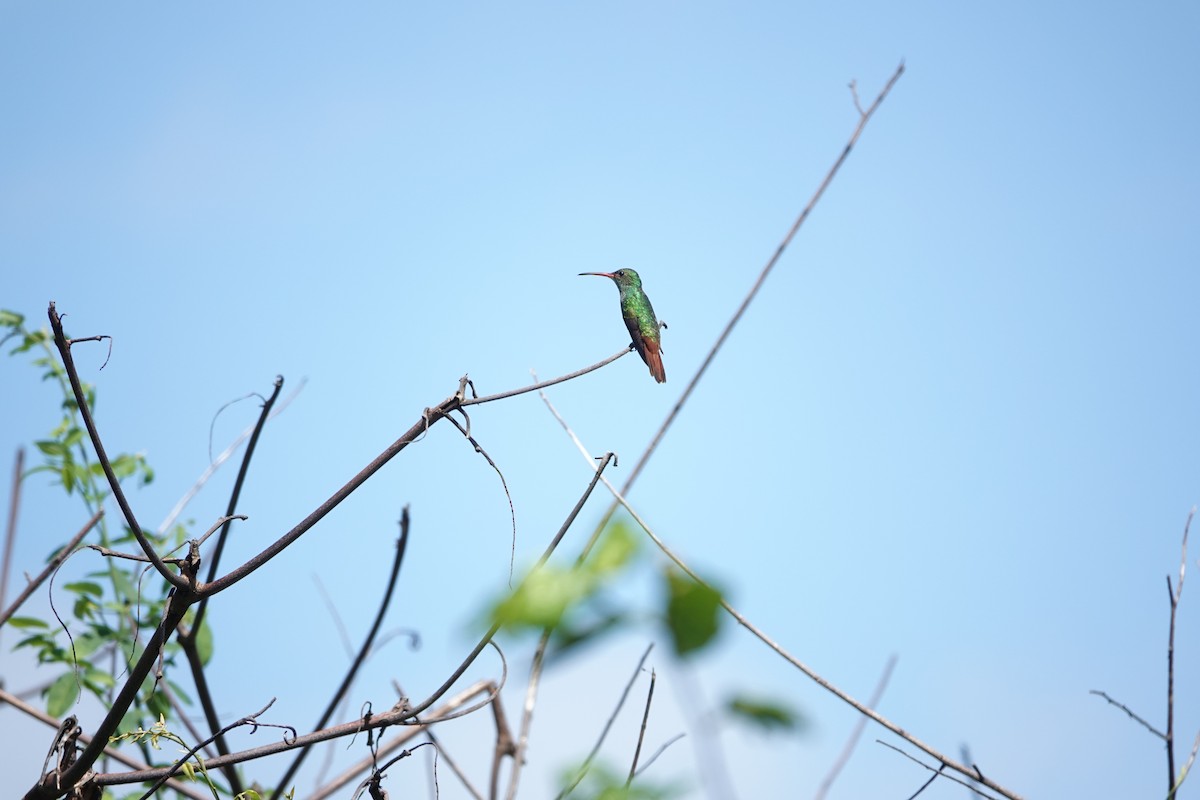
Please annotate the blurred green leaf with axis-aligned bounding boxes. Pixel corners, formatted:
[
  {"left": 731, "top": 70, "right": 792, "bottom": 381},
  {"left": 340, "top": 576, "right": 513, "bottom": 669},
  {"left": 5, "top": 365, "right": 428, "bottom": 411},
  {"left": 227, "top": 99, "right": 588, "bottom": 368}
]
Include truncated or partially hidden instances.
[
  {"left": 195, "top": 616, "right": 215, "bottom": 666},
  {"left": 589, "top": 522, "right": 639, "bottom": 574},
  {"left": 663, "top": 568, "right": 722, "bottom": 657},
  {"left": 5, "top": 616, "right": 49, "bottom": 629},
  {"left": 726, "top": 695, "right": 804, "bottom": 733},
  {"left": 491, "top": 568, "right": 586, "bottom": 632},
  {"left": 0, "top": 309, "right": 25, "bottom": 327},
  {"left": 46, "top": 672, "right": 77, "bottom": 717},
  {"left": 63, "top": 581, "right": 103, "bottom": 597},
  {"left": 35, "top": 439, "right": 67, "bottom": 457}
]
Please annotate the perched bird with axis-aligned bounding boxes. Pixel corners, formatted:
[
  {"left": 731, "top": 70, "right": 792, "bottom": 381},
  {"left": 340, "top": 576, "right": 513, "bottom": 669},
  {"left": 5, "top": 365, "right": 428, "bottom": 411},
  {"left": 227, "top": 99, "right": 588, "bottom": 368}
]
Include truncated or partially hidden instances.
[{"left": 579, "top": 268, "right": 666, "bottom": 383}]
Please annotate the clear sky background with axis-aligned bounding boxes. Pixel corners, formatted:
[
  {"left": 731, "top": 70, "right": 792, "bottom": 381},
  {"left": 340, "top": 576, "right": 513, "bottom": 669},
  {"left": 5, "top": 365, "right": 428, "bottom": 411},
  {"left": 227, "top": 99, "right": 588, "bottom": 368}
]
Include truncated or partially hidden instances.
[{"left": 2, "top": 2, "right": 1199, "bottom": 798}]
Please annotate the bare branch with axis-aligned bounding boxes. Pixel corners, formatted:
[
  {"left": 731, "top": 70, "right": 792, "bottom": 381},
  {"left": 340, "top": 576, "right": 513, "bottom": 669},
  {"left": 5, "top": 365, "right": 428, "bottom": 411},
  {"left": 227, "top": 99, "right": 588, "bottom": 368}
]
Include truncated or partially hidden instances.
[
  {"left": 626, "top": 668, "right": 657, "bottom": 786},
  {"left": 814, "top": 654, "right": 898, "bottom": 799},
  {"left": 876, "top": 740, "right": 1004, "bottom": 800},
  {"left": 577, "top": 62, "right": 907, "bottom": 562},
  {"left": 554, "top": 644, "right": 654, "bottom": 799},
  {"left": 0, "top": 447, "right": 24, "bottom": 640},
  {"left": 461, "top": 348, "right": 631, "bottom": 407},
  {"left": 156, "top": 378, "right": 305, "bottom": 536},
  {"left": 271, "top": 509, "right": 412, "bottom": 799},
  {"left": 540, "top": 392, "right": 1024, "bottom": 800},
  {"left": 1088, "top": 689, "right": 1165, "bottom": 740},
  {"left": 0, "top": 688, "right": 213, "bottom": 800},
  {"left": 46, "top": 303, "right": 186, "bottom": 591},
  {"left": 0, "top": 509, "right": 103, "bottom": 628},
  {"left": 1167, "top": 507, "right": 1193, "bottom": 798},
  {"left": 443, "top": 410, "right": 518, "bottom": 584}
]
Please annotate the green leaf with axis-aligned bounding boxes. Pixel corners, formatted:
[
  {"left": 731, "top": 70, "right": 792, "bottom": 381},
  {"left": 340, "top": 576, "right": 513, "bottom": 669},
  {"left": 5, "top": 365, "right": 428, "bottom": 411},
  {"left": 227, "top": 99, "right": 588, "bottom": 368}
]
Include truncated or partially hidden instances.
[
  {"left": 726, "top": 695, "right": 804, "bottom": 733},
  {"left": 194, "top": 615, "right": 215, "bottom": 666},
  {"left": 589, "top": 522, "right": 639, "bottom": 574},
  {"left": 46, "top": 672, "right": 78, "bottom": 717},
  {"left": 63, "top": 581, "right": 104, "bottom": 597},
  {"left": 5, "top": 616, "right": 49, "bottom": 630},
  {"left": 491, "top": 568, "right": 587, "bottom": 632},
  {"left": 663, "top": 568, "right": 723, "bottom": 657},
  {"left": 0, "top": 309, "right": 25, "bottom": 327},
  {"left": 35, "top": 439, "right": 68, "bottom": 457}
]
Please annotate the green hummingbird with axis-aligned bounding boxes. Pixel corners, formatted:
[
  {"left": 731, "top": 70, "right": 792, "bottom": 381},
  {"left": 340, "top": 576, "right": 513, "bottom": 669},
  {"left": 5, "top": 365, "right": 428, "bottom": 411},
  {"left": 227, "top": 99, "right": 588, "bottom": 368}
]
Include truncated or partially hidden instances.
[{"left": 579, "top": 268, "right": 666, "bottom": 383}]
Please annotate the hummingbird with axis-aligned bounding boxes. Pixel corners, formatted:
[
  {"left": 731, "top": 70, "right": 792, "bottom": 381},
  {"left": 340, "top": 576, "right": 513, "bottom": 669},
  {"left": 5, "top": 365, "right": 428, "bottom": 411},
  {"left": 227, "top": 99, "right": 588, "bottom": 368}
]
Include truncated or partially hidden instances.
[{"left": 579, "top": 268, "right": 666, "bottom": 383}]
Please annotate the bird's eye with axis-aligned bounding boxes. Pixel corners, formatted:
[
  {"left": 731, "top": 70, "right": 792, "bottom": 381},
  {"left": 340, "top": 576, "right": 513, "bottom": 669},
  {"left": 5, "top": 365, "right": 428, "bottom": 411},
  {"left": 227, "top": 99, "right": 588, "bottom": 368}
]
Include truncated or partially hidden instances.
[{"left": 615, "top": 269, "right": 625, "bottom": 277}]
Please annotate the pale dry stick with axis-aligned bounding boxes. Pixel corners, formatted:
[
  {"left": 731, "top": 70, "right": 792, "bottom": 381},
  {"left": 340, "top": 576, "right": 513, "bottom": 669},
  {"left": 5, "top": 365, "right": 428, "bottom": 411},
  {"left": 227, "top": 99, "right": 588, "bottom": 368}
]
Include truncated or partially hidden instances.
[
  {"left": 814, "top": 654, "right": 898, "bottom": 800},
  {"left": 633, "top": 733, "right": 686, "bottom": 778},
  {"left": 0, "top": 687, "right": 213, "bottom": 800},
  {"left": 537, "top": 391, "right": 1025, "bottom": 800},
  {"left": 305, "top": 681, "right": 494, "bottom": 800},
  {"left": 156, "top": 379, "right": 305, "bottom": 536},
  {"left": 0, "top": 509, "right": 103, "bottom": 627},
  {"left": 0, "top": 448, "right": 23, "bottom": 640},
  {"left": 502, "top": 636, "right": 547, "bottom": 800},
  {"left": 554, "top": 644, "right": 655, "bottom": 800},
  {"left": 1174, "top": 729, "right": 1200, "bottom": 799},
  {"left": 578, "top": 61, "right": 907, "bottom": 563}
]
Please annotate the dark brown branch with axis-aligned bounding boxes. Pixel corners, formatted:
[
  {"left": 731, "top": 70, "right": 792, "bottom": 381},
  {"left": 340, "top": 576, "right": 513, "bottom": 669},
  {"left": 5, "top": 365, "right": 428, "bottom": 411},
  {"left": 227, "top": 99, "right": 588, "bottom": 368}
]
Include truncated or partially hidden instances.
[
  {"left": 271, "top": 508, "right": 411, "bottom": 800},
  {"left": 0, "top": 447, "right": 24, "bottom": 638},
  {"left": 443, "top": 410, "right": 518, "bottom": 583},
  {"left": 815, "top": 654, "right": 898, "bottom": 799},
  {"left": 199, "top": 391, "right": 462, "bottom": 596},
  {"left": 1166, "top": 507, "right": 1192, "bottom": 798},
  {"left": 877, "top": 741, "right": 1003, "bottom": 800},
  {"left": 554, "top": 644, "right": 654, "bottom": 800},
  {"left": 46, "top": 302, "right": 186, "bottom": 590},
  {"left": 0, "top": 509, "right": 103, "bottom": 628},
  {"left": 23, "top": 585, "right": 195, "bottom": 800},
  {"left": 1088, "top": 689, "right": 1165, "bottom": 740},
  {"left": 396, "top": 453, "right": 616, "bottom": 724},
  {"left": 191, "top": 375, "right": 284, "bottom": 633},
  {"left": 133, "top": 699, "right": 286, "bottom": 800},
  {"left": 626, "top": 668, "right": 657, "bottom": 787},
  {"left": 96, "top": 683, "right": 491, "bottom": 790},
  {"left": 0, "top": 688, "right": 213, "bottom": 800},
  {"left": 461, "top": 347, "right": 630, "bottom": 406}
]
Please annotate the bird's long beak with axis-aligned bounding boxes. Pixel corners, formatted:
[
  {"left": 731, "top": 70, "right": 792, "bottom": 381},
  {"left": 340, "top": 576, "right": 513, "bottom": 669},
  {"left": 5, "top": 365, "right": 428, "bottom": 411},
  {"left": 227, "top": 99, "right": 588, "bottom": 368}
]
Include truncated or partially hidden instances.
[{"left": 578, "top": 271, "right": 616, "bottom": 279}]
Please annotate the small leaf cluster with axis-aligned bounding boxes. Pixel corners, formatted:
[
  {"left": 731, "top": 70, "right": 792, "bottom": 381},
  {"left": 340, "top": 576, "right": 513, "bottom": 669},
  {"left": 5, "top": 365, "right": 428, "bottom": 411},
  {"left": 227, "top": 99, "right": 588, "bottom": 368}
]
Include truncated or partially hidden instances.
[{"left": 2, "top": 310, "right": 202, "bottom": 731}]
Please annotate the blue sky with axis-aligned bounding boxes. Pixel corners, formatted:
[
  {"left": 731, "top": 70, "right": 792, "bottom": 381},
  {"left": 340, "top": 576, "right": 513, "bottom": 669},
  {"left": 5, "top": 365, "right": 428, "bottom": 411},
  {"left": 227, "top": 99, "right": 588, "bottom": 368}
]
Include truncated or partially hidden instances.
[{"left": 2, "top": 2, "right": 1199, "bottom": 798}]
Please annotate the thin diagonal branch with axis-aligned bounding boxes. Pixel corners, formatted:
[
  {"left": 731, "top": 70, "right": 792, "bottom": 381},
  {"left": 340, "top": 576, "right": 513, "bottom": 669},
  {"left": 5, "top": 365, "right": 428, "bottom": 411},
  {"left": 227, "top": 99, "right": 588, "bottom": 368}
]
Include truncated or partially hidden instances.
[
  {"left": 191, "top": 375, "right": 284, "bottom": 634},
  {"left": 554, "top": 644, "right": 654, "bottom": 799},
  {"left": 580, "top": 62, "right": 906, "bottom": 560},
  {"left": 397, "top": 453, "right": 616, "bottom": 724},
  {"left": 156, "top": 378, "right": 305, "bottom": 536},
  {"left": 47, "top": 303, "right": 186, "bottom": 590},
  {"left": 626, "top": 668, "right": 657, "bottom": 786},
  {"left": 0, "top": 688, "right": 214, "bottom": 800},
  {"left": 271, "top": 508, "right": 411, "bottom": 800},
  {"left": 1088, "top": 690, "right": 1165, "bottom": 740},
  {"left": 814, "top": 655, "right": 898, "bottom": 799},
  {"left": 0, "top": 509, "right": 104, "bottom": 628},
  {"left": 462, "top": 348, "right": 630, "bottom": 407},
  {"left": 540, "top": 391, "right": 1024, "bottom": 800},
  {"left": 1167, "top": 507, "right": 1192, "bottom": 798},
  {"left": 0, "top": 448, "right": 24, "bottom": 638}
]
